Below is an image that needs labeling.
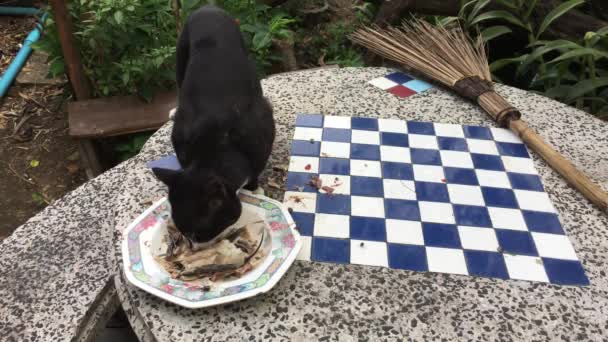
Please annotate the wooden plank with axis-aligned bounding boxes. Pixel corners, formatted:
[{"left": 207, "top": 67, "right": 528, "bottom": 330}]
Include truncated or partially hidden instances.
[{"left": 68, "top": 91, "right": 177, "bottom": 138}]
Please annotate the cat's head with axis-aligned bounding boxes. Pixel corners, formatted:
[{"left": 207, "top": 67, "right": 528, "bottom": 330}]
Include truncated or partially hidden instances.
[{"left": 152, "top": 167, "right": 242, "bottom": 243}]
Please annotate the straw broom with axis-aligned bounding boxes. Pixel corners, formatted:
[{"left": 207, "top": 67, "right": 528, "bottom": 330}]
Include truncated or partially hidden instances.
[{"left": 351, "top": 20, "right": 608, "bottom": 213}]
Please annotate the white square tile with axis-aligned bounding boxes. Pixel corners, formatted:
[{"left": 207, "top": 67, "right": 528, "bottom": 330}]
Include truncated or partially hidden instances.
[
  {"left": 458, "top": 226, "right": 499, "bottom": 251},
  {"left": 296, "top": 236, "right": 312, "bottom": 261},
  {"left": 283, "top": 191, "right": 317, "bottom": 213},
  {"left": 314, "top": 214, "right": 350, "bottom": 238},
  {"left": 324, "top": 115, "right": 351, "bottom": 129},
  {"left": 504, "top": 254, "right": 548, "bottom": 282},
  {"left": 289, "top": 156, "right": 319, "bottom": 173},
  {"left": 491, "top": 127, "right": 522, "bottom": 143},
  {"left": 487, "top": 207, "right": 527, "bottom": 231},
  {"left": 293, "top": 127, "right": 323, "bottom": 141},
  {"left": 351, "top": 196, "right": 385, "bottom": 218},
  {"left": 514, "top": 190, "right": 556, "bottom": 213},
  {"left": 502, "top": 156, "right": 538, "bottom": 175},
  {"left": 426, "top": 247, "right": 468, "bottom": 275},
  {"left": 350, "top": 160, "right": 382, "bottom": 178},
  {"left": 467, "top": 139, "right": 499, "bottom": 155},
  {"left": 383, "top": 179, "right": 417, "bottom": 200},
  {"left": 378, "top": 118, "right": 408, "bottom": 133},
  {"left": 351, "top": 130, "right": 380, "bottom": 145},
  {"left": 434, "top": 123, "right": 464, "bottom": 138},
  {"left": 386, "top": 219, "right": 424, "bottom": 245},
  {"left": 317, "top": 174, "right": 350, "bottom": 195},
  {"left": 369, "top": 77, "right": 399, "bottom": 90},
  {"left": 440, "top": 150, "right": 474, "bottom": 169},
  {"left": 351, "top": 240, "right": 388, "bottom": 267},
  {"left": 380, "top": 146, "right": 411, "bottom": 163},
  {"left": 408, "top": 134, "right": 439, "bottom": 150},
  {"left": 475, "top": 170, "right": 511, "bottom": 188},
  {"left": 532, "top": 232, "right": 578, "bottom": 260},
  {"left": 447, "top": 184, "right": 485, "bottom": 206},
  {"left": 413, "top": 165, "right": 445, "bottom": 183},
  {"left": 320, "top": 141, "right": 350, "bottom": 159},
  {"left": 419, "top": 201, "right": 455, "bottom": 224}
]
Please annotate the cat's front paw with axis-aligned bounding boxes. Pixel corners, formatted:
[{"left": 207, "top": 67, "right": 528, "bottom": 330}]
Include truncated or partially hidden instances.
[{"left": 169, "top": 107, "right": 177, "bottom": 120}]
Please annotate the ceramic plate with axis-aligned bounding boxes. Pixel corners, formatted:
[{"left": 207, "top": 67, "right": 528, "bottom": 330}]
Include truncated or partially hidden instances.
[{"left": 121, "top": 190, "right": 302, "bottom": 308}]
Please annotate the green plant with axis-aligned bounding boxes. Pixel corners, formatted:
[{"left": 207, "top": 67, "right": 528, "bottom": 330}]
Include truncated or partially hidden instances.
[{"left": 114, "top": 132, "right": 153, "bottom": 162}]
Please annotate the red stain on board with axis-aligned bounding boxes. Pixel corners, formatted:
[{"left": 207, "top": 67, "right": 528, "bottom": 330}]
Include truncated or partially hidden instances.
[{"left": 305, "top": 164, "right": 311, "bottom": 171}]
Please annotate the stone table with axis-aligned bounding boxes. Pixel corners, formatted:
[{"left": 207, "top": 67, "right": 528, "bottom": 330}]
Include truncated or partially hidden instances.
[{"left": 112, "top": 67, "right": 608, "bottom": 341}]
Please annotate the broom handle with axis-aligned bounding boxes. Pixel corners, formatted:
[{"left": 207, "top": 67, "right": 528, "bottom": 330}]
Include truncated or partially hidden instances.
[{"left": 477, "top": 92, "right": 608, "bottom": 213}]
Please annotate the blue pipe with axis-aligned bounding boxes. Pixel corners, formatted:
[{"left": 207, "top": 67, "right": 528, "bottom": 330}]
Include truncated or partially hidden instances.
[
  {"left": 0, "top": 7, "right": 41, "bottom": 16},
  {"left": 0, "top": 11, "right": 48, "bottom": 98}
]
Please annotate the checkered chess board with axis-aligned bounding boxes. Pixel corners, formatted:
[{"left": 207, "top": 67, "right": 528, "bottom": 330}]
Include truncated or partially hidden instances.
[
  {"left": 283, "top": 114, "right": 589, "bottom": 286},
  {"left": 368, "top": 72, "right": 433, "bottom": 98}
]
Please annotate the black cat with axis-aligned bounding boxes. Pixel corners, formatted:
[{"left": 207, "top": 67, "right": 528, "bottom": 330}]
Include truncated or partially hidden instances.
[{"left": 152, "top": 5, "right": 275, "bottom": 243}]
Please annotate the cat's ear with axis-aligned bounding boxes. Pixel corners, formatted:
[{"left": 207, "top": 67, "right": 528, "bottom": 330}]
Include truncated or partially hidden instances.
[{"left": 152, "top": 168, "right": 181, "bottom": 186}]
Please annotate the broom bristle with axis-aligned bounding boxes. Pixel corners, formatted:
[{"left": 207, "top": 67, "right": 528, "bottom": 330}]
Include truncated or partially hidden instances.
[{"left": 350, "top": 19, "right": 491, "bottom": 87}]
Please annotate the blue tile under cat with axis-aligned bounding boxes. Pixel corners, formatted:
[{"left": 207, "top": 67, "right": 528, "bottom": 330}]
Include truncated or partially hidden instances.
[
  {"left": 286, "top": 172, "right": 318, "bottom": 193},
  {"left": 542, "top": 258, "right": 589, "bottom": 286},
  {"left": 411, "top": 148, "right": 441, "bottom": 165},
  {"left": 496, "top": 142, "right": 530, "bottom": 158},
  {"left": 471, "top": 153, "right": 505, "bottom": 171},
  {"left": 323, "top": 128, "right": 351, "bottom": 143},
  {"left": 380, "top": 132, "right": 409, "bottom": 147},
  {"left": 407, "top": 121, "right": 435, "bottom": 135},
  {"left": 508, "top": 173, "right": 544, "bottom": 191},
  {"left": 291, "top": 140, "right": 321, "bottom": 156},
  {"left": 522, "top": 211, "right": 564, "bottom": 234},
  {"left": 422, "top": 222, "right": 461, "bottom": 248},
  {"left": 388, "top": 244, "right": 428, "bottom": 272},
  {"left": 296, "top": 113, "right": 323, "bottom": 127},
  {"left": 495, "top": 230, "right": 538, "bottom": 256},
  {"left": 463, "top": 125, "right": 492, "bottom": 140},
  {"left": 290, "top": 212, "right": 315, "bottom": 236},
  {"left": 385, "top": 72, "right": 413, "bottom": 84},
  {"left": 453, "top": 204, "right": 492, "bottom": 227},
  {"left": 438, "top": 137, "right": 469, "bottom": 151},
  {"left": 351, "top": 143, "right": 381, "bottom": 160},
  {"left": 481, "top": 187, "right": 519, "bottom": 209},
  {"left": 350, "top": 216, "right": 386, "bottom": 241},
  {"left": 385, "top": 199, "right": 421, "bottom": 221},
  {"left": 444, "top": 167, "right": 479, "bottom": 185},
  {"left": 311, "top": 237, "right": 350, "bottom": 264},
  {"left": 319, "top": 158, "right": 350, "bottom": 175},
  {"left": 415, "top": 181, "right": 450, "bottom": 202},
  {"left": 351, "top": 117, "right": 379, "bottom": 131},
  {"left": 351, "top": 176, "right": 384, "bottom": 197},
  {"left": 464, "top": 250, "right": 509, "bottom": 279},
  {"left": 382, "top": 162, "right": 414, "bottom": 180},
  {"left": 317, "top": 194, "right": 351, "bottom": 215}
]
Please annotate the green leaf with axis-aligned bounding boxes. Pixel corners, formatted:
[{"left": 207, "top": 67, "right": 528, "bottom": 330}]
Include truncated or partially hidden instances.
[
  {"left": 493, "top": 0, "right": 518, "bottom": 10},
  {"left": 519, "top": 40, "right": 581, "bottom": 72},
  {"left": 467, "top": 0, "right": 491, "bottom": 24},
  {"left": 548, "top": 48, "right": 608, "bottom": 64},
  {"left": 563, "top": 77, "right": 608, "bottom": 102},
  {"left": 49, "top": 59, "right": 65, "bottom": 77},
  {"left": 544, "top": 85, "right": 572, "bottom": 99},
  {"left": 114, "top": 11, "right": 124, "bottom": 25},
  {"left": 30, "top": 160, "right": 39, "bottom": 168},
  {"left": 490, "top": 55, "right": 528, "bottom": 72},
  {"left": 459, "top": 0, "right": 478, "bottom": 19},
  {"left": 480, "top": 25, "right": 512, "bottom": 42},
  {"left": 122, "top": 73, "right": 130, "bottom": 85},
  {"left": 469, "top": 10, "right": 529, "bottom": 31},
  {"left": 537, "top": 0, "right": 585, "bottom": 38},
  {"left": 438, "top": 16, "right": 459, "bottom": 27},
  {"left": 252, "top": 32, "right": 271, "bottom": 50}
]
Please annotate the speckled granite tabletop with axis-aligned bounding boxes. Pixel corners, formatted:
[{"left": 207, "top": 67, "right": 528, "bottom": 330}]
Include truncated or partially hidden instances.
[{"left": 110, "top": 67, "right": 608, "bottom": 341}]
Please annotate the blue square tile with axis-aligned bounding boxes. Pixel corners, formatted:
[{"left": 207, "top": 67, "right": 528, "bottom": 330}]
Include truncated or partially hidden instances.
[
  {"left": 291, "top": 140, "right": 321, "bottom": 156},
  {"left": 542, "top": 258, "right": 589, "bottom": 286},
  {"left": 407, "top": 121, "right": 435, "bottom": 135},
  {"left": 422, "top": 223, "right": 461, "bottom": 248},
  {"left": 319, "top": 158, "right": 350, "bottom": 175},
  {"left": 411, "top": 148, "right": 441, "bottom": 165},
  {"left": 471, "top": 153, "right": 505, "bottom": 171},
  {"left": 508, "top": 173, "right": 544, "bottom": 192},
  {"left": 385, "top": 199, "right": 421, "bottom": 221},
  {"left": 495, "top": 230, "right": 538, "bottom": 256},
  {"left": 296, "top": 113, "right": 323, "bottom": 127},
  {"left": 481, "top": 187, "right": 519, "bottom": 209},
  {"left": 463, "top": 125, "right": 492, "bottom": 140},
  {"left": 380, "top": 132, "right": 409, "bottom": 147},
  {"left": 382, "top": 162, "right": 414, "bottom": 180},
  {"left": 352, "top": 117, "right": 379, "bottom": 131},
  {"left": 453, "top": 205, "right": 492, "bottom": 227},
  {"left": 291, "top": 212, "right": 315, "bottom": 236},
  {"left": 323, "top": 128, "right": 351, "bottom": 143},
  {"left": 311, "top": 237, "right": 350, "bottom": 264},
  {"left": 286, "top": 172, "right": 318, "bottom": 193},
  {"left": 403, "top": 79, "right": 432, "bottom": 93},
  {"left": 350, "top": 216, "right": 386, "bottom": 241},
  {"left": 388, "top": 244, "right": 428, "bottom": 271},
  {"left": 415, "top": 181, "right": 449, "bottom": 202},
  {"left": 317, "top": 194, "right": 350, "bottom": 215},
  {"left": 351, "top": 176, "right": 384, "bottom": 197},
  {"left": 351, "top": 143, "right": 381, "bottom": 160},
  {"left": 497, "top": 142, "right": 529, "bottom": 158},
  {"left": 522, "top": 211, "right": 564, "bottom": 234},
  {"left": 464, "top": 250, "right": 509, "bottom": 279},
  {"left": 438, "top": 137, "right": 468, "bottom": 151},
  {"left": 444, "top": 167, "right": 479, "bottom": 185},
  {"left": 385, "top": 72, "right": 413, "bottom": 84}
]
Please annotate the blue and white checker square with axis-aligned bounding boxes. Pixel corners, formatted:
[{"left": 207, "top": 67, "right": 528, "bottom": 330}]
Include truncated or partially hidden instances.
[
  {"left": 284, "top": 114, "right": 588, "bottom": 286},
  {"left": 368, "top": 72, "right": 433, "bottom": 97}
]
